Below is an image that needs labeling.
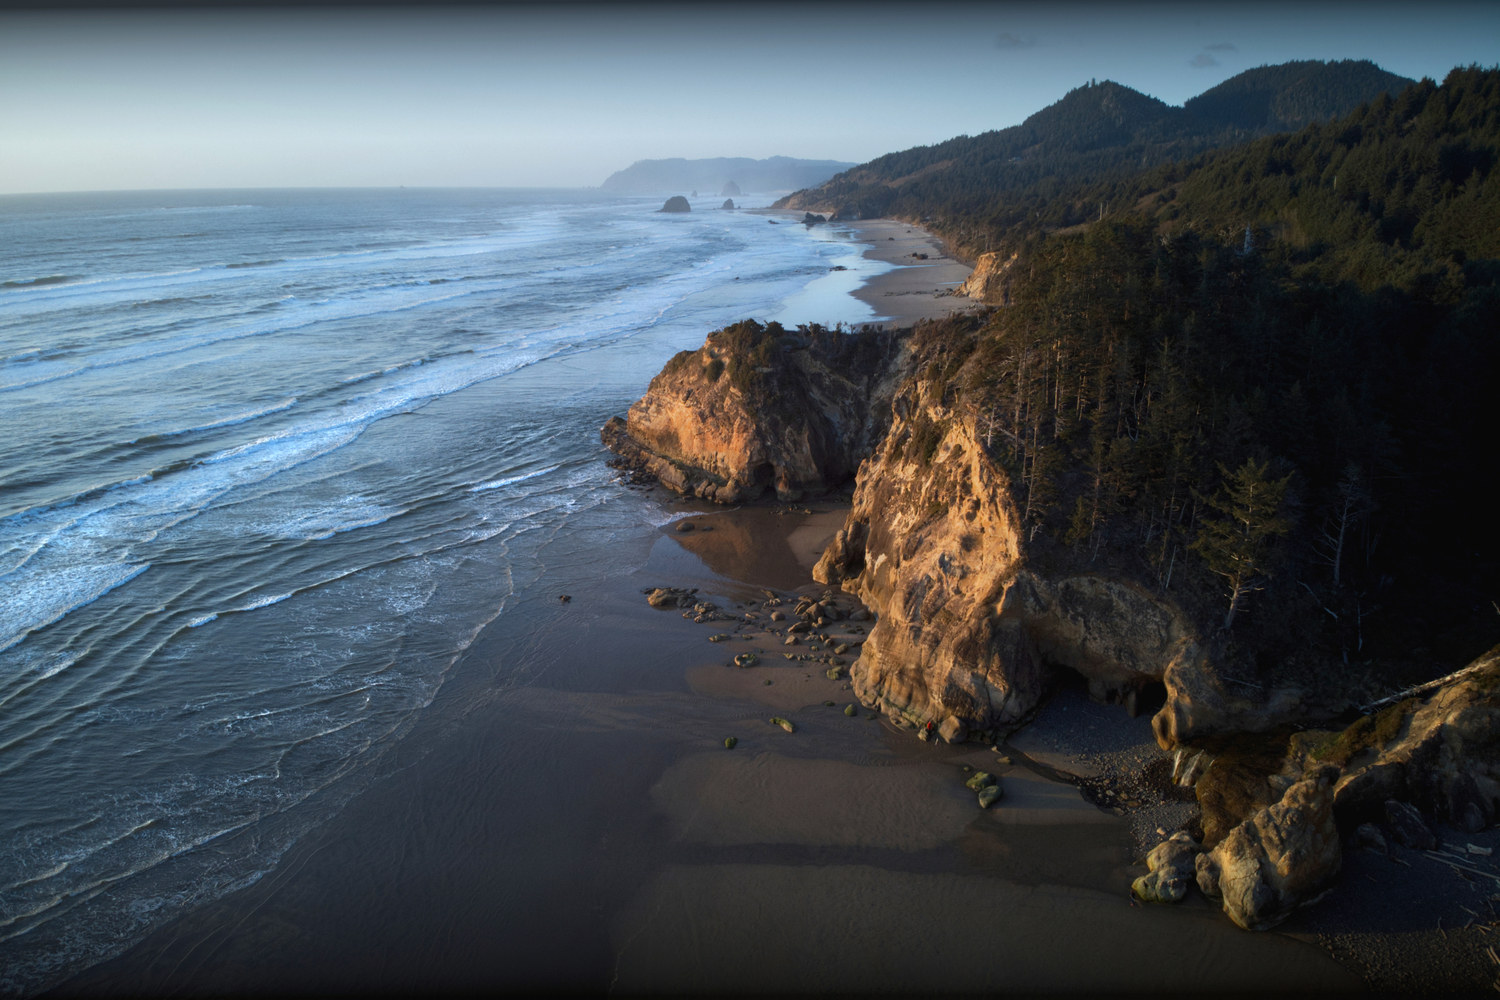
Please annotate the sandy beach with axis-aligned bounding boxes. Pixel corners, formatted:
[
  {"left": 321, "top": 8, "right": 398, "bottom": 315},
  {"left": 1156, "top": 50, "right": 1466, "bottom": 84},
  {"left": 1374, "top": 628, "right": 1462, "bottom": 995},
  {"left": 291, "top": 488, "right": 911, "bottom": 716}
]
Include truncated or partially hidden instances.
[
  {"left": 840, "top": 216, "right": 981, "bottom": 325},
  {"left": 758, "top": 210, "right": 981, "bottom": 326},
  {"left": 54, "top": 486, "right": 1378, "bottom": 996}
]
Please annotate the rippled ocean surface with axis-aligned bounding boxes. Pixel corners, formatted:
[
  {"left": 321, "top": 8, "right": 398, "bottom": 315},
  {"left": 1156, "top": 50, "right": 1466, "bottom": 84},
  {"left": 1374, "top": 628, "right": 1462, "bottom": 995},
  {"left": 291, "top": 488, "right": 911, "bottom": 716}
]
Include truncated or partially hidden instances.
[{"left": 0, "top": 188, "right": 880, "bottom": 994}]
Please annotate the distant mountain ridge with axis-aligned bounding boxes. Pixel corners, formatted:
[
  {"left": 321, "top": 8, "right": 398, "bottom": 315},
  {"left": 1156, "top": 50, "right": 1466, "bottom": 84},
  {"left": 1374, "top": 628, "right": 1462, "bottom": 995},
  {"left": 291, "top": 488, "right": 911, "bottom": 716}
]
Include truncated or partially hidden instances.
[
  {"left": 600, "top": 156, "right": 858, "bottom": 195},
  {"left": 775, "top": 60, "right": 1414, "bottom": 230}
]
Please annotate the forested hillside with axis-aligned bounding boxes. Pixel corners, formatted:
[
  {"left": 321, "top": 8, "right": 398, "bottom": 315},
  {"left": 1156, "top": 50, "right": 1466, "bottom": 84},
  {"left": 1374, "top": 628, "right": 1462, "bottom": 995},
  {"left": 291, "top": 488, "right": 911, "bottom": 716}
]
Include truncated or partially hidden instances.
[
  {"left": 776, "top": 60, "right": 1413, "bottom": 255},
  {"left": 899, "top": 66, "right": 1500, "bottom": 691}
]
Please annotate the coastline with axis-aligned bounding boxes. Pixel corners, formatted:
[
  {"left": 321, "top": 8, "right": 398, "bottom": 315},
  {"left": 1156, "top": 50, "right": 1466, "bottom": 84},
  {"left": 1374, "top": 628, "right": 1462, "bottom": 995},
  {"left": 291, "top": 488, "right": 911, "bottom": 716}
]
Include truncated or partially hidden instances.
[
  {"left": 839, "top": 216, "right": 979, "bottom": 325},
  {"left": 33, "top": 203, "right": 1495, "bottom": 998},
  {"left": 755, "top": 209, "right": 980, "bottom": 326},
  {"left": 57, "top": 492, "right": 1362, "bottom": 996}
]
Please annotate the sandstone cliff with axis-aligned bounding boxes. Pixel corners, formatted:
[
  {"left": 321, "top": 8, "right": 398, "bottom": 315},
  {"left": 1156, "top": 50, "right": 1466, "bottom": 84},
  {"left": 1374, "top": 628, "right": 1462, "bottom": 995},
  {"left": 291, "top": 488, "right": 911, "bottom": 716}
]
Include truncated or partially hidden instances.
[
  {"left": 812, "top": 381, "right": 1256, "bottom": 743},
  {"left": 956, "top": 251, "right": 1017, "bottom": 303},
  {"left": 601, "top": 321, "right": 913, "bottom": 502}
]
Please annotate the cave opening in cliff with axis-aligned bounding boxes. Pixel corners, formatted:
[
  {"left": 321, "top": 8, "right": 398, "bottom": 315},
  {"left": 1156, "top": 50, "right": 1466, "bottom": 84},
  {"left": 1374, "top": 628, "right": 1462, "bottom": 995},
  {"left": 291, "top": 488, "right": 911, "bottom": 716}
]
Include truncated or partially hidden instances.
[
  {"left": 1049, "top": 664, "right": 1166, "bottom": 719},
  {"left": 749, "top": 462, "right": 775, "bottom": 498}
]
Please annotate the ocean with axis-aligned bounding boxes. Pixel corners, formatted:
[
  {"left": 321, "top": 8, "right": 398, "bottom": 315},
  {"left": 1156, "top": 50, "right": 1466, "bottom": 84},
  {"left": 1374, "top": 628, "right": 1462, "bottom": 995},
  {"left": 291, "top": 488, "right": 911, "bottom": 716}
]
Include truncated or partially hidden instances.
[{"left": 0, "top": 188, "right": 889, "bottom": 995}]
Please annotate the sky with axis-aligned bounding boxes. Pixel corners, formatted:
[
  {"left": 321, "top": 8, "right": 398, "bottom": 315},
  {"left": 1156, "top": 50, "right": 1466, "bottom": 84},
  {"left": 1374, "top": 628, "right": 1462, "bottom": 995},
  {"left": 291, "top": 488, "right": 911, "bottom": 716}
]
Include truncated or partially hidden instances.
[{"left": 1, "top": 1, "right": 1496, "bottom": 194}]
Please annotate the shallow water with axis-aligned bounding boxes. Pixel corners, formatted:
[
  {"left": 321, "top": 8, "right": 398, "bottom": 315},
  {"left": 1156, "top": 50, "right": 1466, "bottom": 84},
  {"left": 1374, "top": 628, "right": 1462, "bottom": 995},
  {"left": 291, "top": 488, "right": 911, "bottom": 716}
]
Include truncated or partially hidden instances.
[{"left": 0, "top": 189, "right": 878, "bottom": 995}]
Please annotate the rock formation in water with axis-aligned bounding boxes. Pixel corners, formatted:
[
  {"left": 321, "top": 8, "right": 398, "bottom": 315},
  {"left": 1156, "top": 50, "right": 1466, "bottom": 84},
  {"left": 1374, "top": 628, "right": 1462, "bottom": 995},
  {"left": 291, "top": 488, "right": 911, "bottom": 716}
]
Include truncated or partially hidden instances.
[
  {"left": 601, "top": 320, "right": 913, "bottom": 502},
  {"left": 660, "top": 196, "right": 692, "bottom": 213},
  {"left": 721, "top": 199, "right": 735, "bottom": 210},
  {"left": 722, "top": 180, "right": 742, "bottom": 196}
]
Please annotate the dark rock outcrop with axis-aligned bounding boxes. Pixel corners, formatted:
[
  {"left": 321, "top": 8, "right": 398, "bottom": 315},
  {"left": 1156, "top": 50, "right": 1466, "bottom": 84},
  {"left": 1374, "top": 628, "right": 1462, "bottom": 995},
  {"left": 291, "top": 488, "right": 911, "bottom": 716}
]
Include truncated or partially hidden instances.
[
  {"left": 601, "top": 321, "right": 913, "bottom": 502},
  {"left": 721, "top": 180, "right": 742, "bottom": 196},
  {"left": 721, "top": 199, "right": 735, "bottom": 210},
  {"left": 660, "top": 196, "right": 691, "bottom": 213}
]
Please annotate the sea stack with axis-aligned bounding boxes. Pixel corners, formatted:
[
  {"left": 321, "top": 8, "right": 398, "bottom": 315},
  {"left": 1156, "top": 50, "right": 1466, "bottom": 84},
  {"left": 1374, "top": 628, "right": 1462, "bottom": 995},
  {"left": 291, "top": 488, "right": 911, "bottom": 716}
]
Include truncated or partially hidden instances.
[
  {"left": 721, "top": 180, "right": 742, "bottom": 196},
  {"left": 721, "top": 199, "right": 735, "bottom": 210},
  {"left": 660, "top": 196, "right": 691, "bottom": 213}
]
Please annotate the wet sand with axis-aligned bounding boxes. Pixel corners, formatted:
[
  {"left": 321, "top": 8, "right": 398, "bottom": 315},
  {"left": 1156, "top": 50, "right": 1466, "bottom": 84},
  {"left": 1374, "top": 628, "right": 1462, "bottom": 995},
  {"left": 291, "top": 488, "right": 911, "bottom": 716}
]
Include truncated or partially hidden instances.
[{"left": 51, "top": 491, "right": 1361, "bottom": 996}]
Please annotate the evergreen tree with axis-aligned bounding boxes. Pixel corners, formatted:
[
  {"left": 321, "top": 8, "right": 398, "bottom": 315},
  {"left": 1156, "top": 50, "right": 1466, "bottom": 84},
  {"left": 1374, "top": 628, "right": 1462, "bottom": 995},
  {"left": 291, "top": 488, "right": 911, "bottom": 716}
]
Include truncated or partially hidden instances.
[{"left": 1191, "top": 460, "right": 1293, "bottom": 629}]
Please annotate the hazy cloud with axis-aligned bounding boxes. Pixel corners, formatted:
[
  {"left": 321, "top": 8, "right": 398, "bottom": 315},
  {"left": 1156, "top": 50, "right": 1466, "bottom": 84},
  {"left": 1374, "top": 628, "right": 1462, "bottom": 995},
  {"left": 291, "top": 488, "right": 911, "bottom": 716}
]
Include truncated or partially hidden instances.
[
  {"left": 1205, "top": 42, "right": 1238, "bottom": 51},
  {"left": 1190, "top": 52, "right": 1220, "bottom": 67},
  {"left": 995, "top": 31, "right": 1037, "bottom": 50}
]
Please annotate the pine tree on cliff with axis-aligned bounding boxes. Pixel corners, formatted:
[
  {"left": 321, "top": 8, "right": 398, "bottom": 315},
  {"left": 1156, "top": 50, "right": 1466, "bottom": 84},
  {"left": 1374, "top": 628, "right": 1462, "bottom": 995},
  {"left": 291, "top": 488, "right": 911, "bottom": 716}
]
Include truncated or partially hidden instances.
[{"left": 1192, "top": 459, "right": 1293, "bottom": 630}]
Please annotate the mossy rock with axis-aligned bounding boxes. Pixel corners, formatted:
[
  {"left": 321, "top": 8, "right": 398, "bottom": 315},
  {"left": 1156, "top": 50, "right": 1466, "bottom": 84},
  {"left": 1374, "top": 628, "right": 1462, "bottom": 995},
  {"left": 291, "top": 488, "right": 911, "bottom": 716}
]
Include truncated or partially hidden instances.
[
  {"left": 965, "top": 771, "right": 996, "bottom": 791},
  {"left": 724, "top": 736, "right": 738, "bottom": 749},
  {"left": 770, "top": 716, "right": 795, "bottom": 733},
  {"left": 978, "top": 784, "right": 1003, "bottom": 809},
  {"left": 844, "top": 704, "right": 857, "bottom": 717}
]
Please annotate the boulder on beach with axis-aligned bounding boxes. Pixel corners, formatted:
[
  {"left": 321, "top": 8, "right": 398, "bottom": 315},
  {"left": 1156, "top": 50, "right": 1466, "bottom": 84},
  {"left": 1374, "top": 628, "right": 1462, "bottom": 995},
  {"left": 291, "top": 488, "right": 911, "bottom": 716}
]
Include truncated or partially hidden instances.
[
  {"left": 1132, "top": 832, "right": 1203, "bottom": 905},
  {"left": 802, "top": 213, "right": 826, "bottom": 225},
  {"left": 660, "top": 196, "right": 691, "bottom": 213},
  {"left": 721, "top": 199, "right": 735, "bottom": 210},
  {"left": 1195, "top": 766, "right": 1342, "bottom": 930},
  {"left": 721, "top": 180, "right": 742, "bottom": 196}
]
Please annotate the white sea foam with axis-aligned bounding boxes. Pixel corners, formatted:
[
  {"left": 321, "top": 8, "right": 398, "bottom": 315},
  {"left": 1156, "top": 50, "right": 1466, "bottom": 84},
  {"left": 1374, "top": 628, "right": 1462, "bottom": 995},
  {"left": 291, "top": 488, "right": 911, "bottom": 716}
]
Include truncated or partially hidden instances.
[{"left": 468, "top": 465, "right": 562, "bottom": 492}]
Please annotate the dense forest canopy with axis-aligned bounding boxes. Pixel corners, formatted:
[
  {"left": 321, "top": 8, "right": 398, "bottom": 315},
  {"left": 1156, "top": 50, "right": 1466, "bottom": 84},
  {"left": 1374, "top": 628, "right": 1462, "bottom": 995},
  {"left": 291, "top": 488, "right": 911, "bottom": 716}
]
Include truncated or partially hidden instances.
[{"left": 837, "top": 66, "right": 1500, "bottom": 697}]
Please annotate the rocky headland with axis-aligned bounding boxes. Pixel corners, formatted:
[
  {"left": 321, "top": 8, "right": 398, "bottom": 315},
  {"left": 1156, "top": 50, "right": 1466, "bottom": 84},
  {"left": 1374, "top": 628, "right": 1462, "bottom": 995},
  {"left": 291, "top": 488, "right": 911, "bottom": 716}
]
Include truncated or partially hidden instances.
[
  {"left": 602, "top": 320, "right": 913, "bottom": 503},
  {"left": 604, "top": 315, "right": 1500, "bottom": 944}
]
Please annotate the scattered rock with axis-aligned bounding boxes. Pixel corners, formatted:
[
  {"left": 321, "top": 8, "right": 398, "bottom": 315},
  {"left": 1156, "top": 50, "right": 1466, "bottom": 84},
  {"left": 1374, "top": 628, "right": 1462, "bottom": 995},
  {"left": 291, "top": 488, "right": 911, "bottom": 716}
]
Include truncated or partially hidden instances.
[
  {"left": 770, "top": 716, "right": 795, "bottom": 733},
  {"left": 1384, "top": 800, "right": 1439, "bottom": 850},
  {"left": 784, "top": 636, "right": 800, "bottom": 646},
  {"left": 709, "top": 634, "right": 729, "bottom": 643},
  {"left": 965, "top": 771, "right": 996, "bottom": 791},
  {"left": 978, "top": 784, "right": 1003, "bottom": 809},
  {"left": 660, "top": 196, "right": 691, "bottom": 213},
  {"left": 825, "top": 666, "right": 844, "bottom": 680},
  {"left": 770, "top": 611, "right": 786, "bottom": 621},
  {"left": 844, "top": 704, "right": 857, "bottom": 717},
  {"left": 734, "top": 653, "right": 758, "bottom": 667},
  {"left": 823, "top": 700, "right": 835, "bottom": 707},
  {"left": 939, "top": 716, "right": 969, "bottom": 745},
  {"left": 646, "top": 587, "right": 696, "bottom": 609},
  {"left": 724, "top": 736, "right": 738, "bottom": 749},
  {"left": 675, "top": 521, "right": 695, "bottom": 532}
]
